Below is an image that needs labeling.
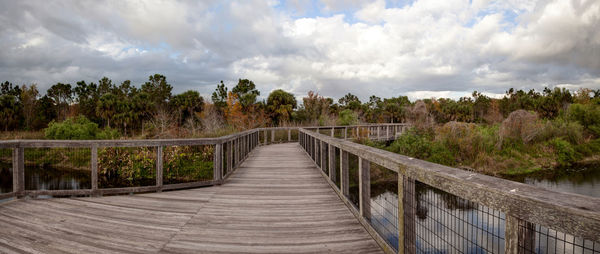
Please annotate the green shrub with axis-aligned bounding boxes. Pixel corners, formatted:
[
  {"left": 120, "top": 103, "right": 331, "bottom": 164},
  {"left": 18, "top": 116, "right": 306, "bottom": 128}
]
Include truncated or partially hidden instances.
[
  {"left": 45, "top": 116, "right": 99, "bottom": 140},
  {"left": 337, "top": 109, "right": 358, "bottom": 126},
  {"left": 536, "top": 118, "right": 584, "bottom": 144},
  {"left": 44, "top": 116, "right": 120, "bottom": 140},
  {"left": 568, "top": 103, "right": 600, "bottom": 136},
  {"left": 548, "top": 138, "right": 577, "bottom": 167},
  {"left": 97, "top": 128, "right": 121, "bottom": 140},
  {"left": 575, "top": 138, "right": 600, "bottom": 157}
]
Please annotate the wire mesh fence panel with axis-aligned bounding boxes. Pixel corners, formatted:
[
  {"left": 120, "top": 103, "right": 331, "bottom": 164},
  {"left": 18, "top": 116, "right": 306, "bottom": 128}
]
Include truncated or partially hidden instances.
[
  {"left": 274, "top": 130, "right": 287, "bottom": 142},
  {"left": 163, "top": 145, "right": 214, "bottom": 184},
  {"left": 333, "top": 128, "right": 345, "bottom": 139},
  {"left": 369, "top": 161, "right": 399, "bottom": 251},
  {"left": 518, "top": 221, "right": 600, "bottom": 254},
  {"left": 404, "top": 180, "right": 506, "bottom": 254},
  {"left": 316, "top": 141, "right": 321, "bottom": 168},
  {"left": 231, "top": 142, "right": 237, "bottom": 169},
  {"left": 24, "top": 147, "right": 91, "bottom": 191},
  {"left": 97, "top": 146, "right": 156, "bottom": 188},
  {"left": 334, "top": 147, "right": 341, "bottom": 189},
  {"left": 222, "top": 142, "right": 228, "bottom": 177},
  {"left": 290, "top": 129, "right": 299, "bottom": 142},
  {"left": 323, "top": 143, "right": 329, "bottom": 175},
  {"left": 347, "top": 152, "right": 360, "bottom": 209},
  {"left": 259, "top": 130, "right": 266, "bottom": 145},
  {"left": 0, "top": 148, "right": 12, "bottom": 193}
]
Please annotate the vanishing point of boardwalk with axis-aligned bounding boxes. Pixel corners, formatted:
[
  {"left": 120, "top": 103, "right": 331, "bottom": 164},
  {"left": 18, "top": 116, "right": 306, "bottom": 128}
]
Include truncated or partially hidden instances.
[{"left": 0, "top": 143, "right": 382, "bottom": 253}]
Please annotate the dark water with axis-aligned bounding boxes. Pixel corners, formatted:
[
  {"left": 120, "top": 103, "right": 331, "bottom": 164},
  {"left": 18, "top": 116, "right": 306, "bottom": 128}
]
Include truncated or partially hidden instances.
[
  {"left": 519, "top": 166, "right": 600, "bottom": 198},
  {"left": 0, "top": 161, "right": 90, "bottom": 193}
]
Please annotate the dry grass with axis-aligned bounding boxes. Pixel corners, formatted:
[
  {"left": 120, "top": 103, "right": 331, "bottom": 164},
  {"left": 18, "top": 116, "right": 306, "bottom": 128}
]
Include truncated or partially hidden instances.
[{"left": 0, "top": 131, "right": 45, "bottom": 140}]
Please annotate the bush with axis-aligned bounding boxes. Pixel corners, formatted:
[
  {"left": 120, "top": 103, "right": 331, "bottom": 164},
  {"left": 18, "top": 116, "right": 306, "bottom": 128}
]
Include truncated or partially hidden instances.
[
  {"left": 45, "top": 116, "right": 99, "bottom": 140},
  {"left": 387, "top": 128, "right": 456, "bottom": 166},
  {"left": 536, "top": 118, "right": 584, "bottom": 144},
  {"left": 568, "top": 103, "right": 600, "bottom": 136},
  {"left": 548, "top": 138, "right": 577, "bottom": 167},
  {"left": 498, "top": 110, "right": 541, "bottom": 148},
  {"left": 337, "top": 109, "right": 358, "bottom": 126},
  {"left": 44, "top": 116, "right": 120, "bottom": 140}
]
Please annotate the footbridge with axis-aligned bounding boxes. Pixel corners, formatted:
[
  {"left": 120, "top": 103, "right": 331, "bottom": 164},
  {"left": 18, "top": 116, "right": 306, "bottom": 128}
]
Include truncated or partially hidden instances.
[{"left": 0, "top": 124, "right": 598, "bottom": 254}]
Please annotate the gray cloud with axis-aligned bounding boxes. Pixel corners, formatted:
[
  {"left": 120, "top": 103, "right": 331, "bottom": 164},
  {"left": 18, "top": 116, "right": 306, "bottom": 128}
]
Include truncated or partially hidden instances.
[{"left": 0, "top": 0, "right": 599, "bottom": 102}]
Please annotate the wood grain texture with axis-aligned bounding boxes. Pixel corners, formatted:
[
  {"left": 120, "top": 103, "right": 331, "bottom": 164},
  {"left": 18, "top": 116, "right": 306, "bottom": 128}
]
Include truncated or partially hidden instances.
[{"left": 0, "top": 143, "right": 382, "bottom": 254}]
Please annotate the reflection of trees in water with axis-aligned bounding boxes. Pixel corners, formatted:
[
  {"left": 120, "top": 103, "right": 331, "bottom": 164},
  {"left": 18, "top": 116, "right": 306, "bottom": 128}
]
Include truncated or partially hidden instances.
[
  {"left": 25, "top": 166, "right": 90, "bottom": 190},
  {"left": 414, "top": 181, "right": 476, "bottom": 221}
]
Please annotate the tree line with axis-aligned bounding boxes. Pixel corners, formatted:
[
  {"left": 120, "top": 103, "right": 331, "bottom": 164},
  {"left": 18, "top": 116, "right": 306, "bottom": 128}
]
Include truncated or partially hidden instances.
[{"left": 1, "top": 74, "right": 599, "bottom": 138}]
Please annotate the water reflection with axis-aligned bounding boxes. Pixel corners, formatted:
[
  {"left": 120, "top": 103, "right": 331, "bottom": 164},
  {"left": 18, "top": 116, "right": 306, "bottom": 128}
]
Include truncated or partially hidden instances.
[
  {"left": 0, "top": 161, "right": 90, "bottom": 193},
  {"left": 369, "top": 182, "right": 506, "bottom": 253},
  {"left": 520, "top": 167, "right": 600, "bottom": 198}
]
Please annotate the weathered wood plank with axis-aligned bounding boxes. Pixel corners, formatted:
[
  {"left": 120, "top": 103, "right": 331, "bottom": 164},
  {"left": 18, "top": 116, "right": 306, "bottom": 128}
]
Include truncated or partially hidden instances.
[{"left": 0, "top": 143, "right": 382, "bottom": 253}]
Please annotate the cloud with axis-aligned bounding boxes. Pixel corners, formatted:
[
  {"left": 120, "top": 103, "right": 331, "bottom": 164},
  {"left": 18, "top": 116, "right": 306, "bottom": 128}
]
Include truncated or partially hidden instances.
[{"left": 0, "top": 0, "right": 599, "bottom": 102}]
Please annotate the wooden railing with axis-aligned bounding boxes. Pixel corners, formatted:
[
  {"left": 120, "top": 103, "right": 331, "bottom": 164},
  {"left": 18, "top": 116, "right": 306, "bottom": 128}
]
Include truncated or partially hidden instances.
[
  {"left": 298, "top": 129, "right": 600, "bottom": 254},
  {"left": 0, "top": 123, "right": 407, "bottom": 200},
  {"left": 0, "top": 129, "right": 260, "bottom": 199}
]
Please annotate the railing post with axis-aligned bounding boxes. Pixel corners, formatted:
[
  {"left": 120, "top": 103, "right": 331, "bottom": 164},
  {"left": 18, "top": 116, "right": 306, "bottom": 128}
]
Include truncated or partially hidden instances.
[
  {"left": 340, "top": 150, "right": 349, "bottom": 197},
  {"left": 328, "top": 144, "right": 336, "bottom": 182},
  {"left": 397, "top": 173, "right": 404, "bottom": 254},
  {"left": 359, "top": 157, "right": 370, "bottom": 219},
  {"left": 156, "top": 146, "right": 163, "bottom": 192},
  {"left": 505, "top": 215, "right": 519, "bottom": 254},
  {"left": 271, "top": 129, "right": 275, "bottom": 143},
  {"left": 12, "top": 147, "right": 24, "bottom": 197},
  {"left": 386, "top": 125, "right": 390, "bottom": 140},
  {"left": 505, "top": 215, "right": 535, "bottom": 254},
  {"left": 331, "top": 127, "right": 334, "bottom": 137},
  {"left": 344, "top": 127, "right": 348, "bottom": 139},
  {"left": 91, "top": 145, "right": 98, "bottom": 196},
  {"left": 403, "top": 176, "right": 416, "bottom": 254},
  {"left": 214, "top": 143, "right": 222, "bottom": 184},
  {"left": 377, "top": 126, "right": 380, "bottom": 140},
  {"left": 264, "top": 130, "right": 267, "bottom": 145},
  {"left": 288, "top": 129, "right": 291, "bottom": 142}
]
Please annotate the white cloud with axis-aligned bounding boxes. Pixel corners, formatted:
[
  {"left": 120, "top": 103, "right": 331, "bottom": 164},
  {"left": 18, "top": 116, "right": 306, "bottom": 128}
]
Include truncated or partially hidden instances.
[{"left": 0, "top": 0, "right": 599, "bottom": 101}]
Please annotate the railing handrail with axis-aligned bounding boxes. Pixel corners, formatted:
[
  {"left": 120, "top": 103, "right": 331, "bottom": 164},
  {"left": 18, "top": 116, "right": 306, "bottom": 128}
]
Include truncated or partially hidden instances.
[
  {"left": 0, "top": 123, "right": 407, "bottom": 148},
  {"left": 299, "top": 128, "right": 600, "bottom": 244}
]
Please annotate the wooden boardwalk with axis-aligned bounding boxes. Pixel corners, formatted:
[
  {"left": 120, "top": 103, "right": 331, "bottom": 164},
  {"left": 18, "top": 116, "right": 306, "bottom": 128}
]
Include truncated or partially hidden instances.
[{"left": 0, "top": 143, "right": 382, "bottom": 253}]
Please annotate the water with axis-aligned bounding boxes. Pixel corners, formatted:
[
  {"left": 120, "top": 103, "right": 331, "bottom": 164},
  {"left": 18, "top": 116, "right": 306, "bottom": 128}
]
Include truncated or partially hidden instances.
[
  {"left": 519, "top": 166, "right": 600, "bottom": 198},
  {"left": 0, "top": 161, "right": 90, "bottom": 193}
]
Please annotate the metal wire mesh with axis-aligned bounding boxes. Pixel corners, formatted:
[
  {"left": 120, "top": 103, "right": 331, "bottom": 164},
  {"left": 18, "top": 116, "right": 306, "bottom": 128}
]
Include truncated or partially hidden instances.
[
  {"left": 347, "top": 153, "right": 360, "bottom": 209},
  {"left": 518, "top": 221, "right": 600, "bottom": 254},
  {"left": 24, "top": 147, "right": 91, "bottom": 191},
  {"left": 322, "top": 143, "right": 329, "bottom": 175},
  {"left": 334, "top": 147, "right": 341, "bottom": 188},
  {"left": 97, "top": 146, "right": 156, "bottom": 188},
  {"left": 163, "top": 145, "right": 214, "bottom": 184},
  {"left": 369, "top": 161, "right": 399, "bottom": 251},
  {"left": 404, "top": 180, "right": 506, "bottom": 254},
  {"left": 0, "top": 148, "right": 12, "bottom": 193}
]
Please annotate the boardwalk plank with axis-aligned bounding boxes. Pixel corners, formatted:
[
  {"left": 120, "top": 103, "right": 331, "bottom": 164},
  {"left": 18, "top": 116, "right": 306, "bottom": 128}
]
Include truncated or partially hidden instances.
[{"left": 0, "top": 143, "right": 382, "bottom": 253}]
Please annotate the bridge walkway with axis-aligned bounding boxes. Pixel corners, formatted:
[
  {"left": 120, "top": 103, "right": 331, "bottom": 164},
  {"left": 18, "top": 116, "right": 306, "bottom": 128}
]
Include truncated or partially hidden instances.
[{"left": 0, "top": 143, "right": 382, "bottom": 253}]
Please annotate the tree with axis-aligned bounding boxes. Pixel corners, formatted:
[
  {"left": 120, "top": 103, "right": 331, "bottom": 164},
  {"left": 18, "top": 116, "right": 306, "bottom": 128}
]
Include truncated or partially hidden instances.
[
  {"left": 171, "top": 90, "right": 204, "bottom": 125},
  {"left": 74, "top": 80, "right": 100, "bottom": 122},
  {"left": 211, "top": 80, "right": 228, "bottom": 114},
  {"left": 1, "top": 81, "right": 21, "bottom": 97},
  {"left": 142, "top": 74, "right": 172, "bottom": 110},
  {"left": 20, "top": 84, "right": 39, "bottom": 130},
  {"left": 338, "top": 93, "right": 361, "bottom": 110},
  {"left": 266, "top": 89, "right": 296, "bottom": 125},
  {"left": 232, "top": 79, "right": 260, "bottom": 111},
  {"left": 32, "top": 95, "right": 56, "bottom": 129},
  {"left": 301, "top": 91, "right": 330, "bottom": 122},
  {"left": 0, "top": 94, "right": 21, "bottom": 131},
  {"left": 96, "top": 93, "right": 118, "bottom": 128},
  {"left": 47, "top": 82, "right": 73, "bottom": 120}
]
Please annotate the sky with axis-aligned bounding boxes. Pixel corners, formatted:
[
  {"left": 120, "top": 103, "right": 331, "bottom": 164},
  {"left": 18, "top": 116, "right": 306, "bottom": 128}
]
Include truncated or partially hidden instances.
[{"left": 0, "top": 0, "right": 599, "bottom": 102}]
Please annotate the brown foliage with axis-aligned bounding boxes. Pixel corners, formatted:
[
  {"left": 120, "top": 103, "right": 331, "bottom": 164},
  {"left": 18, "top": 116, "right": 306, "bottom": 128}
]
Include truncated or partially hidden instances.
[
  {"left": 498, "top": 109, "right": 541, "bottom": 146},
  {"left": 406, "top": 100, "right": 435, "bottom": 133}
]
